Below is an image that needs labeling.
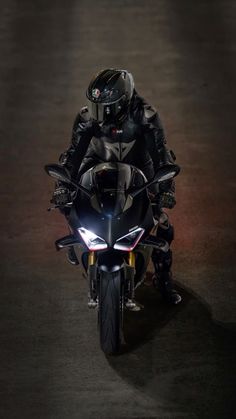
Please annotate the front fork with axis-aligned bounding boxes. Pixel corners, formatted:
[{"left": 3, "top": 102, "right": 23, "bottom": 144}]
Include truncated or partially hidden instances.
[
  {"left": 87, "top": 251, "right": 136, "bottom": 309},
  {"left": 87, "top": 251, "right": 98, "bottom": 308},
  {"left": 127, "top": 251, "right": 135, "bottom": 300}
]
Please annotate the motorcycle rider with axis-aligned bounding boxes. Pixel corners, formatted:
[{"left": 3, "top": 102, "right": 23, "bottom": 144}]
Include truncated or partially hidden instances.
[{"left": 52, "top": 68, "right": 182, "bottom": 305}]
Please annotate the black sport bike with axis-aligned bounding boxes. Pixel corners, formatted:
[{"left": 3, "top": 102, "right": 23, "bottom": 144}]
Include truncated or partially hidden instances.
[{"left": 45, "top": 162, "right": 179, "bottom": 354}]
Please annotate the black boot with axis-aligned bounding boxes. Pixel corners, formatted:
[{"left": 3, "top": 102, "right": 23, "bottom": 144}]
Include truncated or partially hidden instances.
[
  {"left": 67, "top": 246, "right": 79, "bottom": 265},
  {"left": 152, "top": 248, "right": 182, "bottom": 305},
  {"left": 152, "top": 270, "right": 182, "bottom": 305}
]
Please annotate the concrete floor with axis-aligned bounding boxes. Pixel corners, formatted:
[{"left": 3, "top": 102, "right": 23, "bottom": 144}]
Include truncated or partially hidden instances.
[{"left": 0, "top": 0, "right": 236, "bottom": 418}]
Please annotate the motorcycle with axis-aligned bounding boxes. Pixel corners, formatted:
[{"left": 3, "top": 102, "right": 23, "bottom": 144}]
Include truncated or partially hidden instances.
[{"left": 45, "top": 162, "right": 179, "bottom": 354}]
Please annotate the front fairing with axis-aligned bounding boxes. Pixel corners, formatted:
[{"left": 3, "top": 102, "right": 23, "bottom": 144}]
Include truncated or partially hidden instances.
[{"left": 68, "top": 163, "right": 154, "bottom": 248}]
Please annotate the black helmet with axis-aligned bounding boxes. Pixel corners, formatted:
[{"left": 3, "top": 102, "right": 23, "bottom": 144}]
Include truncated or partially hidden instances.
[{"left": 86, "top": 68, "right": 134, "bottom": 123}]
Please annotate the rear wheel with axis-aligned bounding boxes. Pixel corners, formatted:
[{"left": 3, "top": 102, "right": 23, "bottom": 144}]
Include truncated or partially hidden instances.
[{"left": 98, "top": 270, "right": 123, "bottom": 354}]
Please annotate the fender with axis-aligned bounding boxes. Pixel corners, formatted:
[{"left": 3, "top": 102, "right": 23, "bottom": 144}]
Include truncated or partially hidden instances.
[{"left": 97, "top": 251, "right": 124, "bottom": 273}]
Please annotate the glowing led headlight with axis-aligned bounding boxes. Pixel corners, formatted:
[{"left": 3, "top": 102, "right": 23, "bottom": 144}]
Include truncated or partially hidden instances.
[
  {"left": 114, "top": 227, "right": 145, "bottom": 251},
  {"left": 78, "top": 227, "right": 108, "bottom": 251}
]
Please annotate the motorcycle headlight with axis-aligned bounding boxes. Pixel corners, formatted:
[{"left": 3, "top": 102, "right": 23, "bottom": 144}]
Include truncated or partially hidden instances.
[
  {"left": 78, "top": 227, "right": 108, "bottom": 251},
  {"left": 113, "top": 227, "right": 144, "bottom": 251}
]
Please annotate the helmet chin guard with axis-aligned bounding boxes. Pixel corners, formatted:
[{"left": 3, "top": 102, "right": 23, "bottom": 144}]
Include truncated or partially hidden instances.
[{"left": 86, "top": 69, "right": 134, "bottom": 123}]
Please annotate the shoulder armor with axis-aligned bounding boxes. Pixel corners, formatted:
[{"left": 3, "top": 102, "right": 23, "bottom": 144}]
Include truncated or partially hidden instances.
[
  {"left": 78, "top": 106, "right": 91, "bottom": 122},
  {"left": 73, "top": 107, "right": 92, "bottom": 130},
  {"left": 143, "top": 104, "right": 157, "bottom": 121},
  {"left": 71, "top": 107, "right": 94, "bottom": 144}
]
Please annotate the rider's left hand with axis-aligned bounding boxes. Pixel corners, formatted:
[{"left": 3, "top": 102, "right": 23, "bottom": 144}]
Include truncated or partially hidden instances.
[{"left": 160, "top": 192, "right": 176, "bottom": 209}]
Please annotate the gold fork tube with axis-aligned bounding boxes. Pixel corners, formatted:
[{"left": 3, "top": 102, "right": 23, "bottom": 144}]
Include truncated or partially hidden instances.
[
  {"left": 128, "top": 251, "right": 135, "bottom": 268},
  {"left": 88, "top": 251, "right": 96, "bottom": 266}
]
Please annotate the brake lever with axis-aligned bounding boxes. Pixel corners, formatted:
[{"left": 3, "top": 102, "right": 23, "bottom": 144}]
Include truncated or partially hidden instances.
[
  {"left": 47, "top": 203, "right": 73, "bottom": 211},
  {"left": 47, "top": 205, "right": 60, "bottom": 211}
]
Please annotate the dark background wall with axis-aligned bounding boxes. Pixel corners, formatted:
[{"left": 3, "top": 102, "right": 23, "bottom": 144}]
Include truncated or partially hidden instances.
[{"left": 0, "top": 1, "right": 235, "bottom": 418}]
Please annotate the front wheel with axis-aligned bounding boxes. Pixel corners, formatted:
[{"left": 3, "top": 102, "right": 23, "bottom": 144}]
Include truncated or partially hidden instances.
[{"left": 98, "top": 270, "right": 123, "bottom": 354}]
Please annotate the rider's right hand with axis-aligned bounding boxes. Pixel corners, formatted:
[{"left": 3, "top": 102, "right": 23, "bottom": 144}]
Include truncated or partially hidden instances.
[{"left": 51, "top": 187, "right": 71, "bottom": 206}]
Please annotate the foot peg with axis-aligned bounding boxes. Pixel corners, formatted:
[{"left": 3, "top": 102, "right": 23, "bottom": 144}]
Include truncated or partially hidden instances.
[
  {"left": 125, "top": 299, "right": 144, "bottom": 311},
  {"left": 88, "top": 297, "right": 98, "bottom": 309}
]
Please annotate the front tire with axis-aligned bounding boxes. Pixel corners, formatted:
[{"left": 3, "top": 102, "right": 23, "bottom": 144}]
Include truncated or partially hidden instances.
[{"left": 98, "top": 270, "right": 123, "bottom": 354}]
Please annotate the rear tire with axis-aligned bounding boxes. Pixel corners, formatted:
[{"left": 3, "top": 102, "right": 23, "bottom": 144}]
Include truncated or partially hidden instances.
[{"left": 98, "top": 270, "right": 123, "bottom": 355}]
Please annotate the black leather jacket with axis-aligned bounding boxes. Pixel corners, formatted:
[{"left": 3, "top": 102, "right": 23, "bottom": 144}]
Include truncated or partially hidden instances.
[{"left": 59, "top": 91, "right": 177, "bottom": 194}]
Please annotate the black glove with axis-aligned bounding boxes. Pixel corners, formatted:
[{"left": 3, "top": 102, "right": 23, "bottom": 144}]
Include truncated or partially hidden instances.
[
  {"left": 51, "top": 187, "right": 72, "bottom": 206},
  {"left": 159, "top": 192, "right": 176, "bottom": 209}
]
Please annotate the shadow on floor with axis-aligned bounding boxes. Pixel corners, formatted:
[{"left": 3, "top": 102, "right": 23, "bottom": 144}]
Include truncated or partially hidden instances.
[{"left": 107, "top": 273, "right": 236, "bottom": 419}]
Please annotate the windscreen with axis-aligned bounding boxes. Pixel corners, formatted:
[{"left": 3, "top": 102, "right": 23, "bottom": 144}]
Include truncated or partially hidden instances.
[
  {"left": 93, "top": 163, "right": 133, "bottom": 191},
  {"left": 89, "top": 163, "right": 145, "bottom": 216}
]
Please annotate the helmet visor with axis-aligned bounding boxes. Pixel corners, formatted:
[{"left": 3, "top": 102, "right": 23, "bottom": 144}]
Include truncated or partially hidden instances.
[{"left": 87, "top": 95, "right": 127, "bottom": 123}]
